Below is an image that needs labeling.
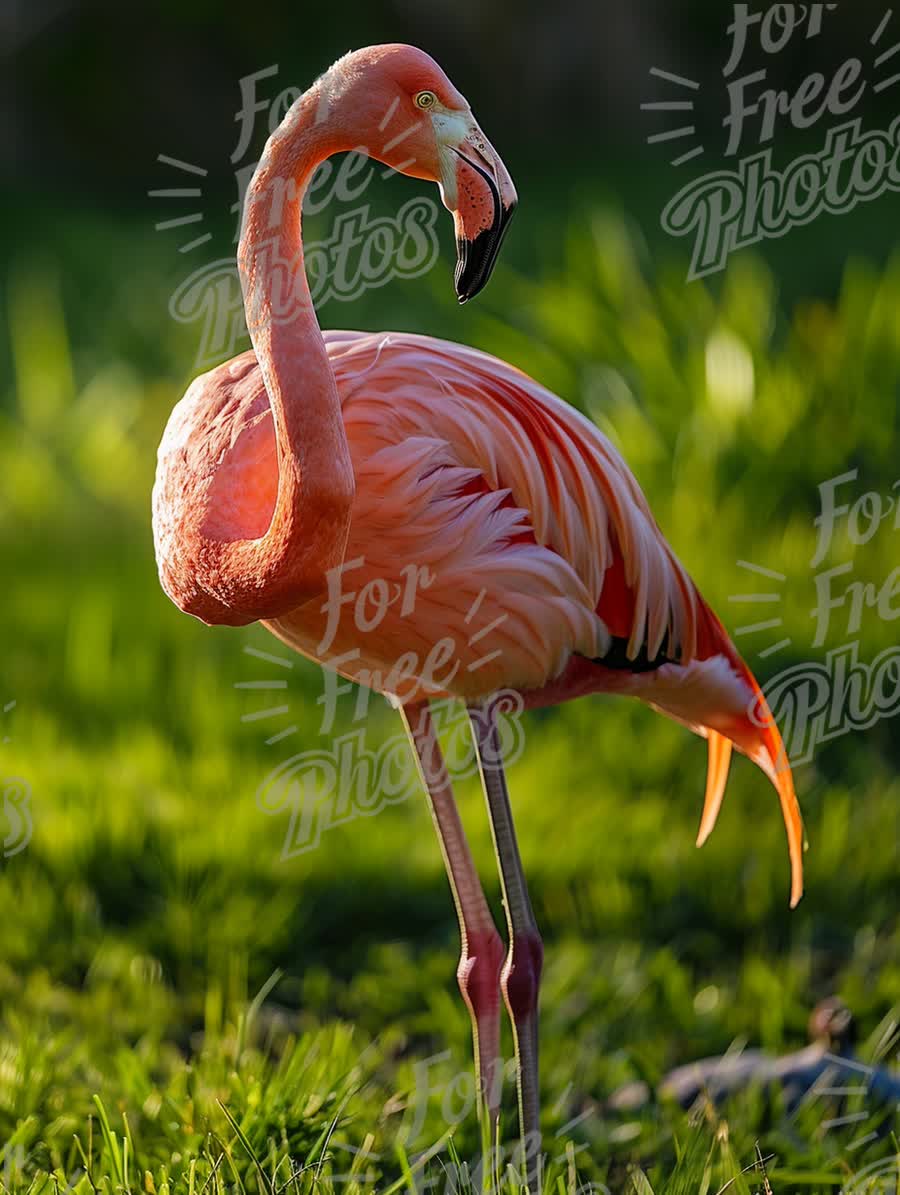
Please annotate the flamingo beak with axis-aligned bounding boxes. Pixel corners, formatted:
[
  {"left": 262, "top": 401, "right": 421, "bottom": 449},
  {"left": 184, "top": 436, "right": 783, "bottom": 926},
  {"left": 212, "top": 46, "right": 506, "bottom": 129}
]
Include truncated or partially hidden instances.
[{"left": 443, "top": 132, "right": 517, "bottom": 303}]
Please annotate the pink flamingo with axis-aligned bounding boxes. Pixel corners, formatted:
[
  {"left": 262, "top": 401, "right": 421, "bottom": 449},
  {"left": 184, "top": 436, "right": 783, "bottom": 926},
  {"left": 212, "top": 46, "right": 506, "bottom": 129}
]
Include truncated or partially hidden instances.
[{"left": 153, "top": 44, "right": 803, "bottom": 1188}]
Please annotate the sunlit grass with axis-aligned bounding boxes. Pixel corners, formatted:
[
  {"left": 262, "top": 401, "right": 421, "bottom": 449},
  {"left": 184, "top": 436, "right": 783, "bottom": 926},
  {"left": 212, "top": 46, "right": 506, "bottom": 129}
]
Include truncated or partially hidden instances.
[{"left": 1, "top": 200, "right": 899, "bottom": 1191}]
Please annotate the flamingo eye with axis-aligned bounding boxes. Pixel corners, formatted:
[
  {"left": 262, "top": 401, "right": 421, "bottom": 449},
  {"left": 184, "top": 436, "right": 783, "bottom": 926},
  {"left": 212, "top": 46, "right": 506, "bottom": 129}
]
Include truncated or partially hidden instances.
[{"left": 414, "top": 90, "right": 437, "bottom": 110}]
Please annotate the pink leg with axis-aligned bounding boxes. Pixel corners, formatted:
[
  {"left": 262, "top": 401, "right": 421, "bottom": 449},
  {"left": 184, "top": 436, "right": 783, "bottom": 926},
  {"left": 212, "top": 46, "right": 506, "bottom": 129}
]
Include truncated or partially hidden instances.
[
  {"left": 401, "top": 702, "right": 506, "bottom": 1133},
  {"left": 468, "top": 700, "right": 544, "bottom": 1195}
]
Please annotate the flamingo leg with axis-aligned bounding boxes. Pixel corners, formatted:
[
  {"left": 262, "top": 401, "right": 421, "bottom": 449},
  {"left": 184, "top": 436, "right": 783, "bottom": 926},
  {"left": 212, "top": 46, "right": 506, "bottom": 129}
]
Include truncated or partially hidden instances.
[
  {"left": 401, "top": 701, "right": 506, "bottom": 1140},
  {"left": 468, "top": 700, "right": 544, "bottom": 1194}
]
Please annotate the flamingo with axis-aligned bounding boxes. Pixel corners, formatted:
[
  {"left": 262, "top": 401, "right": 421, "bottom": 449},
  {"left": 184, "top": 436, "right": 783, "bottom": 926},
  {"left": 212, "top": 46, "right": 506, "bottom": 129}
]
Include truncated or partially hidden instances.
[{"left": 152, "top": 43, "right": 804, "bottom": 1190}]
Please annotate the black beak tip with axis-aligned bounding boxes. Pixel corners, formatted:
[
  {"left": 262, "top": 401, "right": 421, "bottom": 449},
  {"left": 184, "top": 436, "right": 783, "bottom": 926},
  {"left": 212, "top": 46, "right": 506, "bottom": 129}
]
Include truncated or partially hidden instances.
[
  {"left": 453, "top": 201, "right": 516, "bottom": 305},
  {"left": 453, "top": 271, "right": 479, "bottom": 305}
]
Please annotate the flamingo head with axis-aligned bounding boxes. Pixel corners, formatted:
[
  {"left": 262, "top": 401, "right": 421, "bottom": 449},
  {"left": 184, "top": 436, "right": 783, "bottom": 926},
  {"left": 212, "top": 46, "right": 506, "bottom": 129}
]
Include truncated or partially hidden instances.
[{"left": 324, "top": 44, "right": 518, "bottom": 302}]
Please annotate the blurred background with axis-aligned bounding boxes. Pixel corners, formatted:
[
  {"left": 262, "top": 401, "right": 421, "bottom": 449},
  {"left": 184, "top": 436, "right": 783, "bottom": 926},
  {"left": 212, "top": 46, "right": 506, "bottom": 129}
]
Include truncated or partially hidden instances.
[{"left": 2, "top": 1, "right": 899, "bottom": 1191}]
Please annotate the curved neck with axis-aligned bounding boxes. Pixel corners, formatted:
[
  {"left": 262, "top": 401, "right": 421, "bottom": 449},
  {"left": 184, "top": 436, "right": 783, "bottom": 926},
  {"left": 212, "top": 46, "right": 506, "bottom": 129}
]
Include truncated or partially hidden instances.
[
  {"left": 215, "top": 87, "right": 355, "bottom": 622},
  {"left": 239, "top": 86, "right": 340, "bottom": 453}
]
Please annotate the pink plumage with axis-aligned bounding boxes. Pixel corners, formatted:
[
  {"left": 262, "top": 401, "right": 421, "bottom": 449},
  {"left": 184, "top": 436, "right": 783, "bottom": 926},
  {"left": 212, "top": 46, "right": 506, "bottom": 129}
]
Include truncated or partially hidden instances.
[
  {"left": 154, "top": 326, "right": 803, "bottom": 906},
  {"left": 152, "top": 44, "right": 804, "bottom": 1184}
]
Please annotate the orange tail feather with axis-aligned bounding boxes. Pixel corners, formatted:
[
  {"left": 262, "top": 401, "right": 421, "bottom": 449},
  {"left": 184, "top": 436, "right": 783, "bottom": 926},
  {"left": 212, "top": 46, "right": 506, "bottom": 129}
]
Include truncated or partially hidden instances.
[
  {"left": 726, "top": 656, "right": 805, "bottom": 908},
  {"left": 697, "top": 731, "right": 733, "bottom": 848},
  {"left": 750, "top": 690, "right": 805, "bottom": 909},
  {"left": 694, "top": 597, "right": 805, "bottom": 907}
]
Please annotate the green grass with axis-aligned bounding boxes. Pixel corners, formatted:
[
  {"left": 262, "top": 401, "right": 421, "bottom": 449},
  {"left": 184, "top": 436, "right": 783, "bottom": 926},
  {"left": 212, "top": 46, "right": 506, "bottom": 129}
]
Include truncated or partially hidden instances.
[{"left": 1, "top": 191, "right": 899, "bottom": 1193}]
